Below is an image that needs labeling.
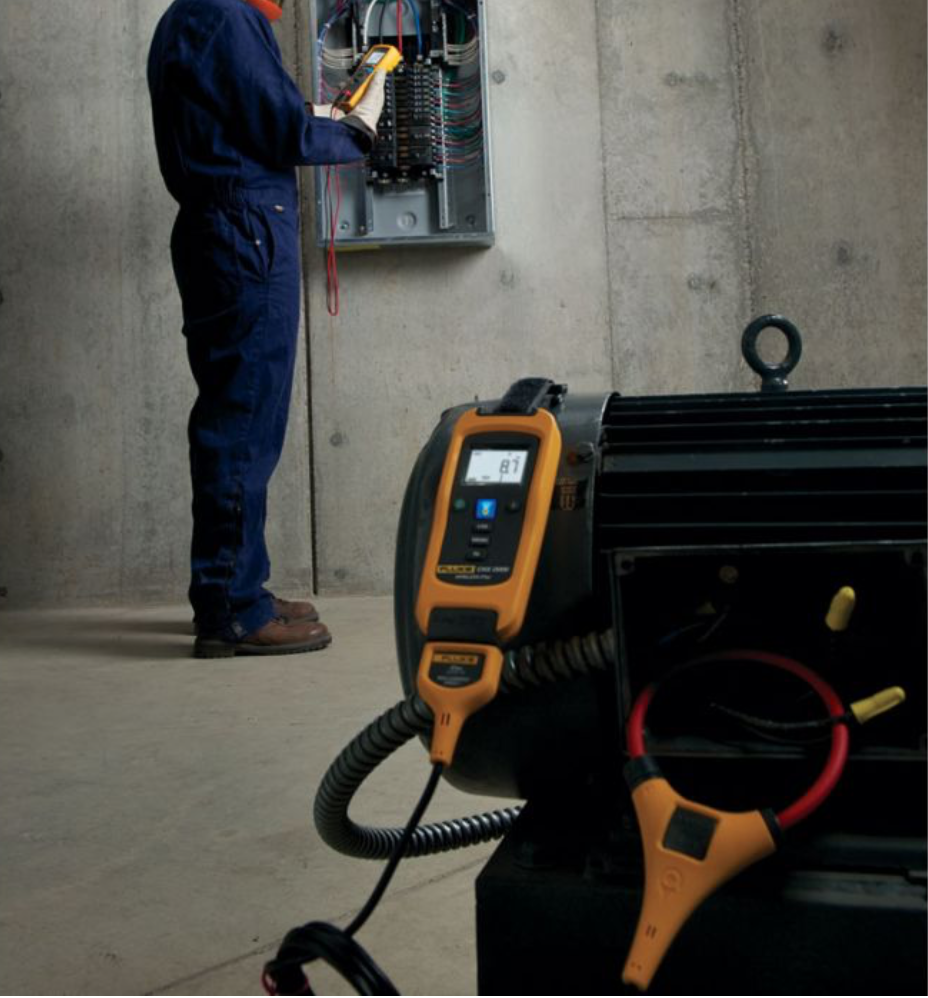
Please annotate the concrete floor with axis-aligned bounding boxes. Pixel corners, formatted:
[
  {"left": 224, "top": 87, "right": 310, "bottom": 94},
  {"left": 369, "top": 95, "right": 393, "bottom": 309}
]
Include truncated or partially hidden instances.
[{"left": 0, "top": 597, "right": 517, "bottom": 995}]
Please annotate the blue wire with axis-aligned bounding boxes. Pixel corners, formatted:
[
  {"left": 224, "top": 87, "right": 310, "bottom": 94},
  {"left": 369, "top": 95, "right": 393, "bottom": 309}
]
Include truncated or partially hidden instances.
[
  {"left": 405, "top": 0, "right": 423, "bottom": 55},
  {"left": 318, "top": 0, "right": 350, "bottom": 44}
]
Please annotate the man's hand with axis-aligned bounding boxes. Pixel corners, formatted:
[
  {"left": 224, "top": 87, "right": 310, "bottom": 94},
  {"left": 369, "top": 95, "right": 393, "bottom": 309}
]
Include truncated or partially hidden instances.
[{"left": 343, "top": 70, "right": 386, "bottom": 138}]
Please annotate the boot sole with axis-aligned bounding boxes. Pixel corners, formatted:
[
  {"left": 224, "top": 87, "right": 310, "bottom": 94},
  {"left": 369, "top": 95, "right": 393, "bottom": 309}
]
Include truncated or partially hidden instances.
[
  {"left": 191, "top": 613, "right": 319, "bottom": 636},
  {"left": 193, "top": 634, "right": 333, "bottom": 658}
]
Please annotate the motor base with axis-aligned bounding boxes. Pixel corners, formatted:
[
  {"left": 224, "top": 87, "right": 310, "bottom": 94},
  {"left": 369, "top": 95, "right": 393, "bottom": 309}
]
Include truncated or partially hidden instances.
[{"left": 475, "top": 801, "right": 927, "bottom": 995}]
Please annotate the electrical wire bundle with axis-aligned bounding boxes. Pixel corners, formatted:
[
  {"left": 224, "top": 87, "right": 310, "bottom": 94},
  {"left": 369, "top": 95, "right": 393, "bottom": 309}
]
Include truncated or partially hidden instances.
[
  {"left": 440, "top": 0, "right": 476, "bottom": 51},
  {"left": 315, "top": 1, "right": 485, "bottom": 312},
  {"left": 432, "top": 1, "right": 481, "bottom": 170},
  {"left": 320, "top": 45, "right": 355, "bottom": 74},
  {"left": 316, "top": 1, "right": 352, "bottom": 316},
  {"left": 442, "top": 3, "right": 478, "bottom": 65},
  {"left": 434, "top": 71, "right": 482, "bottom": 169},
  {"left": 316, "top": 0, "right": 353, "bottom": 94},
  {"left": 316, "top": 2, "right": 419, "bottom": 315},
  {"left": 367, "top": 0, "right": 423, "bottom": 57}
]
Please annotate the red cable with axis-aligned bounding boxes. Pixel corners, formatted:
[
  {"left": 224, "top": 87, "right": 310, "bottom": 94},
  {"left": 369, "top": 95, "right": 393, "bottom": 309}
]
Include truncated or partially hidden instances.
[
  {"left": 327, "top": 170, "right": 341, "bottom": 316},
  {"left": 396, "top": 0, "right": 402, "bottom": 53},
  {"left": 626, "top": 682, "right": 656, "bottom": 758},
  {"left": 625, "top": 649, "right": 850, "bottom": 832},
  {"left": 324, "top": 111, "right": 343, "bottom": 316},
  {"left": 261, "top": 969, "right": 278, "bottom": 995}
]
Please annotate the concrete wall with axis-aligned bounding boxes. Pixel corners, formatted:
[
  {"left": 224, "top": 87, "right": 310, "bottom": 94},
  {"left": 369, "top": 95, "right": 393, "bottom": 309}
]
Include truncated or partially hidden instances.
[
  {"left": 742, "top": 0, "right": 927, "bottom": 388},
  {"left": 597, "top": 0, "right": 926, "bottom": 397},
  {"left": 0, "top": 0, "right": 924, "bottom": 607},
  {"left": 597, "top": 0, "right": 754, "bottom": 396}
]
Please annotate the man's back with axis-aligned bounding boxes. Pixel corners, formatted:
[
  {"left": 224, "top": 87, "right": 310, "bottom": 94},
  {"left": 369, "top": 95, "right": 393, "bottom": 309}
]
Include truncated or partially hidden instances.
[{"left": 148, "top": 0, "right": 364, "bottom": 204}]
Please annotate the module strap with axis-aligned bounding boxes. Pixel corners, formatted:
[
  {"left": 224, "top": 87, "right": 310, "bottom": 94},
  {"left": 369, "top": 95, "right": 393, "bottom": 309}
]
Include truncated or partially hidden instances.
[{"left": 481, "top": 377, "right": 559, "bottom": 416}]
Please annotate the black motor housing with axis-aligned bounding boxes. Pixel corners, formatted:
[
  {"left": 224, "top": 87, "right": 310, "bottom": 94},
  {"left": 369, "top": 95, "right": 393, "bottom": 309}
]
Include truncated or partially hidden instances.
[
  {"left": 394, "top": 324, "right": 927, "bottom": 806},
  {"left": 393, "top": 319, "right": 927, "bottom": 994}
]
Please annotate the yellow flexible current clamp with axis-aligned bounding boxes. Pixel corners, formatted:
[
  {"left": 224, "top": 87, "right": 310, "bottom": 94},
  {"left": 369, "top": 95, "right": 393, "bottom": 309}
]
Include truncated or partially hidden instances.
[{"left": 621, "top": 648, "right": 905, "bottom": 991}]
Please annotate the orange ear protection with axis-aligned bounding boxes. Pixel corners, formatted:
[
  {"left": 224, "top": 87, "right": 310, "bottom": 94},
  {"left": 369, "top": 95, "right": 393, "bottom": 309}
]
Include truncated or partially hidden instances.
[
  {"left": 621, "top": 650, "right": 851, "bottom": 991},
  {"left": 245, "top": 0, "right": 284, "bottom": 23}
]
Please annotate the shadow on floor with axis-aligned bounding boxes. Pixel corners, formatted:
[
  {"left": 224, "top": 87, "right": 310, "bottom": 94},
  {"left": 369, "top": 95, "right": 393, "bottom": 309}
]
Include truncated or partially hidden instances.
[
  {"left": 2, "top": 613, "right": 195, "bottom": 661},
  {"left": 67, "top": 616, "right": 191, "bottom": 636}
]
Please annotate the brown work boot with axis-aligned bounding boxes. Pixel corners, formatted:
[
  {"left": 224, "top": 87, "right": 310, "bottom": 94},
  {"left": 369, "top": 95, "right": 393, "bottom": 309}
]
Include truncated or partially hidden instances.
[
  {"left": 191, "top": 597, "right": 320, "bottom": 635},
  {"left": 193, "top": 618, "right": 332, "bottom": 658},
  {"left": 272, "top": 597, "right": 320, "bottom": 624}
]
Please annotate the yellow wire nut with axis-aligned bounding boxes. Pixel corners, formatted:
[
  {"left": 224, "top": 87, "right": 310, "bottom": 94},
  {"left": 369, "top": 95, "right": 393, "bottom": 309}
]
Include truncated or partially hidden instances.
[
  {"left": 825, "top": 586, "right": 857, "bottom": 632},
  {"left": 850, "top": 686, "right": 906, "bottom": 724}
]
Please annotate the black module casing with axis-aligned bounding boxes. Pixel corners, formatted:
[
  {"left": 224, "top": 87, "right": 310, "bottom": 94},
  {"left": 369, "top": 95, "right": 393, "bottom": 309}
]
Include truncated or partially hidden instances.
[{"left": 394, "top": 389, "right": 613, "bottom": 800}]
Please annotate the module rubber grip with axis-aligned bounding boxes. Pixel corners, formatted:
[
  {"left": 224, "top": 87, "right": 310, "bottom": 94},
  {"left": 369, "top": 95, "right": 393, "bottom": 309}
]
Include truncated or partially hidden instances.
[{"left": 622, "top": 774, "right": 777, "bottom": 991}]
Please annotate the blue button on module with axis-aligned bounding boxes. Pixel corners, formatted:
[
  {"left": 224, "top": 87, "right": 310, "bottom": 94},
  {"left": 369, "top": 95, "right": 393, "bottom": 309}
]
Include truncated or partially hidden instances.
[{"left": 475, "top": 498, "right": 498, "bottom": 520}]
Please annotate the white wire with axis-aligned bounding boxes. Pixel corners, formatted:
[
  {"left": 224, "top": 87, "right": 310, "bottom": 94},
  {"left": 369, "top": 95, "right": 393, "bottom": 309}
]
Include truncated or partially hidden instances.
[
  {"left": 446, "top": 36, "right": 479, "bottom": 66},
  {"left": 361, "top": 0, "right": 378, "bottom": 48},
  {"left": 322, "top": 46, "right": 355, "bottom": 70}
]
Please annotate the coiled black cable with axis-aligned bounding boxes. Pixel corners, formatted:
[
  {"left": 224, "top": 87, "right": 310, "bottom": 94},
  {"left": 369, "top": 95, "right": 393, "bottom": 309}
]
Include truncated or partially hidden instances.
[
  {"left": 501, "top": 627, "right": 617, "bottom": 691},
  {"left": 266, "top": 628, "right": 617, "bottom": 995},
  {"left": 313, "top": 627, "right": 616, "bottom": 860}
]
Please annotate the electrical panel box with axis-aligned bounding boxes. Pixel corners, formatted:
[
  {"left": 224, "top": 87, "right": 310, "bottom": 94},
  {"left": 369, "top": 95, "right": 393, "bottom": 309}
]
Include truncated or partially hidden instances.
[{"left": 311, "top": 0, "right": 493, "bottom": 248}]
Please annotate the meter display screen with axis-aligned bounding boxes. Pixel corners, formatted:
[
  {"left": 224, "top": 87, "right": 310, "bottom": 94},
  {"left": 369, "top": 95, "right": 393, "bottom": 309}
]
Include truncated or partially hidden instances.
[
  {"left": 365, "top": 50, "right": 385, "bottom": 66},
  {"left": 464, "top": 449, "right": 529, "bottom": 485}
]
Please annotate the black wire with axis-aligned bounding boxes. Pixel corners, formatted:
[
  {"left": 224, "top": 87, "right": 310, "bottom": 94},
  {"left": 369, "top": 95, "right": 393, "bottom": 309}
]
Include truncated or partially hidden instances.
[
  {"left": 266, "top": 923, "right": 398, "bottom": 996},
  {"left": 346, "top": 762, "right": 443, "bottom": 935},
  {"left": 377, "top": 0, "right": 387, "bottom": 43},
  {"left": 643, "top": 656, "right": 844, "bottom": 749},
  {"left": 264, "top": 762, "right": 444, "bottom": 996},
  {"left": 708, "top": 702, "right": 851, "bottom": 746},
  {"left": 710, "top": 702, "right": 853, "bottom": 732}
]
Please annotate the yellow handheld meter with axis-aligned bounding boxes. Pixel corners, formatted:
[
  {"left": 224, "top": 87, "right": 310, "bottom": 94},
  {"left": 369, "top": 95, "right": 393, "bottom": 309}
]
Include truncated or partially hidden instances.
[
  {"left": 415, "top": 392, "right": 563, "bottom": 765},
  {"left": 333, "top": 44, "right": 403, "bottom": 112}
]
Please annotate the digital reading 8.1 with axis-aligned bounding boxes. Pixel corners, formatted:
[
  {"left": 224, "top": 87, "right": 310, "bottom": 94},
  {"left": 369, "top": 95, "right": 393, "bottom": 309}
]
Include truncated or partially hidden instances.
[{"left": 464, "top": 449, "right": 529, "bottom": 485}]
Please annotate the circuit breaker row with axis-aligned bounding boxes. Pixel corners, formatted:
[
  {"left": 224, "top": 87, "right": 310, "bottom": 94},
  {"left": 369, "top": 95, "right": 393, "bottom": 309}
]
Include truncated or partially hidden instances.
[{"left": 369, "top": 64, "right": 442, "bottom": 181}]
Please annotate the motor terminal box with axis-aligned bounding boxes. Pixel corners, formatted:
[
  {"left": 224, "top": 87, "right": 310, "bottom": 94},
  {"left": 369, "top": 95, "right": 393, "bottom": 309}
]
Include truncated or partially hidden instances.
[{"left": 311, "top": 0, "right": 494, "bottom": 248}]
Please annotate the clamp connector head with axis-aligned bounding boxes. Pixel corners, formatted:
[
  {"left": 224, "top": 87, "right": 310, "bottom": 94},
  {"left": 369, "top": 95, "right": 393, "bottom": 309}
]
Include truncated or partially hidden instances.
[
  {"left": 416, "top": 643, "right": 504, "bottom": 766},
  {"left": 621, "top": 764, "right": 778, "bottom": 991}
]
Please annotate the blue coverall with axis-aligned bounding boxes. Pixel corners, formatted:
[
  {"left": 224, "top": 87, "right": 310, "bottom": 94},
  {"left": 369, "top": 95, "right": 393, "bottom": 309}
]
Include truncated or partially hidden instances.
[{"left": 148, "top": 0, "right": 369, "bottom": 640}]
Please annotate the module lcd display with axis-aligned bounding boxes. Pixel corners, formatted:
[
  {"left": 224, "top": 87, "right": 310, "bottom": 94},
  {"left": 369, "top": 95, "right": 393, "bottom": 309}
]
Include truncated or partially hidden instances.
[{"left": 464, "top": 449, "right": 529, "bottom": 485}]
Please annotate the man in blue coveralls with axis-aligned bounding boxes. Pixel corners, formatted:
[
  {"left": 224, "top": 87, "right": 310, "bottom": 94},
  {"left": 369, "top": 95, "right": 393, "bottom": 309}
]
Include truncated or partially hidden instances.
[{"left": 148, "top": 0, "right": 384, "bottom": 657}]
